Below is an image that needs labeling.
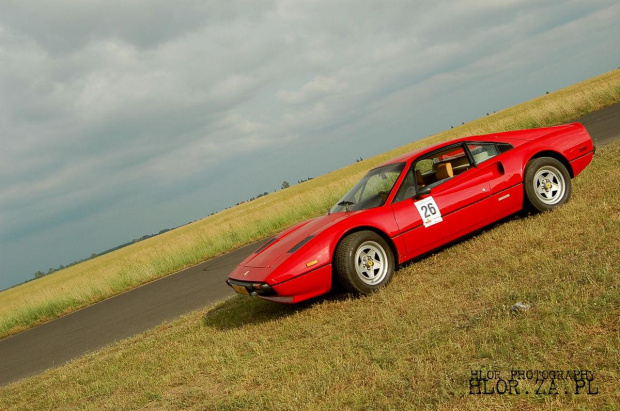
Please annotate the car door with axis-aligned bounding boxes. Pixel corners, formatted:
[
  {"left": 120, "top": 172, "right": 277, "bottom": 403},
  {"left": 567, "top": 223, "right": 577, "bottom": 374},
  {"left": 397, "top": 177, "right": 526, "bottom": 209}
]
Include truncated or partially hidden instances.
[
  {"left": 465, "top": 142, "right": 523, "bottom": 220},
  {"left": 390, "top": 144, "right": 501, "bottom": 260}
]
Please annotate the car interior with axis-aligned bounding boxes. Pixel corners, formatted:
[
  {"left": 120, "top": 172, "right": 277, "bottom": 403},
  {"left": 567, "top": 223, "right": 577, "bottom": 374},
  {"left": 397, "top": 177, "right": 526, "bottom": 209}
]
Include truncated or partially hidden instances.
[{"left": 393, "top": 142, "right": 504, "bottom": 203}]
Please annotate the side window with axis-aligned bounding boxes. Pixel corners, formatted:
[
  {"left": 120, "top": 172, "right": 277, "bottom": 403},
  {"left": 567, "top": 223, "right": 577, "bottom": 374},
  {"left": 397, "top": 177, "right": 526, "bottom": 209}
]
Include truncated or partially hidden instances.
[
  {"left": 423, "top": 146, "right": 471, "bottom": 188},
  {"left": 467, "top": 143, "right": 499, "bottom": 165},
  {"left": 393, "top": 168, "right": 416, "bottom": 202},
  {"left": 415, "top": 158, "right": 435, "bottom": 186},
  {"left": 394, "top": 145, "right": 472, "bottom": 201}
]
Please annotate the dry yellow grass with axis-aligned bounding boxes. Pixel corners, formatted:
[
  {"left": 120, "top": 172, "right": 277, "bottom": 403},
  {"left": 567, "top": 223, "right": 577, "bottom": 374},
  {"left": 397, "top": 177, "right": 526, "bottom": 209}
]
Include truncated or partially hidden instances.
[
  {"left": 1, "top": 68, "right": 619, "bottom": 339},
  {"left": 0, "top": 140, "right": 618, "bottom": 410}
]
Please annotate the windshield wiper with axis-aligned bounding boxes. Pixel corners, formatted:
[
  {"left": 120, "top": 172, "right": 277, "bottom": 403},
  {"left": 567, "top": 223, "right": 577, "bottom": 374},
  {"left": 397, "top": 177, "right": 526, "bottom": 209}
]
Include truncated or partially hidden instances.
[{"left": 337, "top": 200, "right": 354, "bottom": 212}]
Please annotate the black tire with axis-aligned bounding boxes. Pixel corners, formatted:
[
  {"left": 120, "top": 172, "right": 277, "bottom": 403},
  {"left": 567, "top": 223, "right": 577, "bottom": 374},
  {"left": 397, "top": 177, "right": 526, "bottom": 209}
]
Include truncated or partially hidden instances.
[
  {"left": 524, "top": 157, "right": 572, "bottom": 212},
  {"left": 334, "top": 231, "right": 395, "bottom": 295}
]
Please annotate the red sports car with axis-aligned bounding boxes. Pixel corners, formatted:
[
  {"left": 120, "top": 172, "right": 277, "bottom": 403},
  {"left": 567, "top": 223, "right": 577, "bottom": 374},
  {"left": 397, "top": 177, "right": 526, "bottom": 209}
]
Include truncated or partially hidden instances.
[{"left": 227, "top": 123, "right": 594, "bottom": 303}]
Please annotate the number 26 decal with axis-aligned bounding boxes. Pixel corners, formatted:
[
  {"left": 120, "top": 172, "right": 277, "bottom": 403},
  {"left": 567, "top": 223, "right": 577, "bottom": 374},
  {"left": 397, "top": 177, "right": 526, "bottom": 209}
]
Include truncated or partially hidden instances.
[
  {"left": 414, "top": 196, "right": 443, "bottom": 227},
  {"left": 420, "top": 203, "right": 437, "bottom": 218}
]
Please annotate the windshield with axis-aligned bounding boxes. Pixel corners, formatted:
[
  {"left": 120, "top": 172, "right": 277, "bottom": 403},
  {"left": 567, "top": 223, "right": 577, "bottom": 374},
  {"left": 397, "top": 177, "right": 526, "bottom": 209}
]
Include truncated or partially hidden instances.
[{"left": 330, "top": 162, "right": 405, "bottom": 213}]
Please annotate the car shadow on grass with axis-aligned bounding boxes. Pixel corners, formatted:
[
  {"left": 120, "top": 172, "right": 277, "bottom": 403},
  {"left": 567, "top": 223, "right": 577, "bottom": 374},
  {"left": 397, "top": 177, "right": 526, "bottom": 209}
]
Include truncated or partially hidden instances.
[
  {"left": 203, "top": 292, "right": 350, "bottom": 330},
  {"left": 397, "top": 212, "right": 526, "bottom": 269},
  {"left": 204, "top": 213, "right": 531, "bottom": 330}
]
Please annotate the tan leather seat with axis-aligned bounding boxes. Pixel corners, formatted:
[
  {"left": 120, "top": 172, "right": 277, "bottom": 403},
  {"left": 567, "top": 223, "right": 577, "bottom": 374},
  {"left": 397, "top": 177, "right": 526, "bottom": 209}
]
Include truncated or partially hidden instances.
[{"left": 436, "top": 163, "right": 453, "bottom": 180}]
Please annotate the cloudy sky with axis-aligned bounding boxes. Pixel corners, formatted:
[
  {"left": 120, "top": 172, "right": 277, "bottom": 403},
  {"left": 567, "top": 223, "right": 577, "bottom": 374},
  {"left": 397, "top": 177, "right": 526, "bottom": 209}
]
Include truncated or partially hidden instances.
[{"left": 1, "top": 1, "right": 618, "bottom": 290}]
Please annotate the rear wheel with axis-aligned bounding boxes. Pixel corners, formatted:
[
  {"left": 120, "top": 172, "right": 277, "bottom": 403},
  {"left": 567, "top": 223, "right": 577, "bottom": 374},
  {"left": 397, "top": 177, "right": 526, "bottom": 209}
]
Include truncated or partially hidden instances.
[
  {"left": 334, "top": 231, "right": 395, "bottom": 294},
  {"left": 524, "top": 157, "right": 571, "bottom": 212}
]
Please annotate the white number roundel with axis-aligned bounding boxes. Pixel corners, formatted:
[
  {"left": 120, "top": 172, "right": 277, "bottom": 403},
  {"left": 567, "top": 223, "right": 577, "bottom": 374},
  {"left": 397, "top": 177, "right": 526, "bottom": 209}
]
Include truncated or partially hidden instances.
[{"left": 414, "top": 196, "right": 443, "bottom": 227}]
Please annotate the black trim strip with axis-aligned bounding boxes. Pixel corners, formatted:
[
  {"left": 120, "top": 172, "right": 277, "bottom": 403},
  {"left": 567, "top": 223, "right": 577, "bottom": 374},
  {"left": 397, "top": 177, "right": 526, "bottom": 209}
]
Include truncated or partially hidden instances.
[
  {"left": 570, "top": 150, "right": 595, "bottom": 163},
  {"left": 394, "top": 182, "right": 523, "bottom": 237}
]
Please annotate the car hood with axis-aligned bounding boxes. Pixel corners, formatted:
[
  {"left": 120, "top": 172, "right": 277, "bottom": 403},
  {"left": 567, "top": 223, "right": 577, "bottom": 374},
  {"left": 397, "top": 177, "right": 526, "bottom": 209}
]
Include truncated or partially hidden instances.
[{"left": 242, "top": 212, "right": 350, "bottom": 269}]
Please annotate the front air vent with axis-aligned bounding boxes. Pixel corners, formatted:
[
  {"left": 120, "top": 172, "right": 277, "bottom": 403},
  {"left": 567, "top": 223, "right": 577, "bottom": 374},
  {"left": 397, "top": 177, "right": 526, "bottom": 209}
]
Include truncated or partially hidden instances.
[
  {"left": 288, "top": 236, "right": 315, "bottom": 253},
  {"left": 255, "top": 238, "right": 277, "bottom": 254}
]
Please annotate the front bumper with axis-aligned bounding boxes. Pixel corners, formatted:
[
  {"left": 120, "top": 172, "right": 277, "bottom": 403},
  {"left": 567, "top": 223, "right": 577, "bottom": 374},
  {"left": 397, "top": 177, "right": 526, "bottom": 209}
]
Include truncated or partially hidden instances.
[
  {"left": 226, "top": 279, "right": 277, "bottom": 297},
  {"left": 226, "top": 263, "right": 332, "bottom": 304}
]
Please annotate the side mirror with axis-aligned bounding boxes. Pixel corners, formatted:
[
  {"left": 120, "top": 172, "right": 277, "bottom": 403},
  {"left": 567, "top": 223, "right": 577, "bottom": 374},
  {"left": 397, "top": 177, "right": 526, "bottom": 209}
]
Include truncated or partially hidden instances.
[{"left": 415, "top": 186, "right": 431, "bottom": 198}]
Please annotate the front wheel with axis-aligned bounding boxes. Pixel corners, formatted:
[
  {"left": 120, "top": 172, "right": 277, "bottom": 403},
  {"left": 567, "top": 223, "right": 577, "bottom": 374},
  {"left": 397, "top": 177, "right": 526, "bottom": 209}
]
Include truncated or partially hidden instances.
[
  {"left": 334, "top": 231, "right": 395, "bottom": 295},
  {"left": 524, "top": 157, "right": 572, "bottom": 212}
]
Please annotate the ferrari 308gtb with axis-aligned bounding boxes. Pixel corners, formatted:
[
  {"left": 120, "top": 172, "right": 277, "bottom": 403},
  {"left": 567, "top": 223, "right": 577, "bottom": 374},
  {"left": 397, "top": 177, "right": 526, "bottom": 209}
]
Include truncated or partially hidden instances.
[{"left": 226, "top": 123, "right": 594, "bottom": 303}]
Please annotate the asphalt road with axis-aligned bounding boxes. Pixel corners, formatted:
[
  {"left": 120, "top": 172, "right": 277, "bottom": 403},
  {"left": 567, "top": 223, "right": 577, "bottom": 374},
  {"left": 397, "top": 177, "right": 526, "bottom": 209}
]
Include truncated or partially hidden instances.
[
  {"left": 1, "top": 103, "right": 619, "bottom": 387},
  {"left": 574, "top": 103, "right": 620, "bottom": 146},
  {"left": 0, "top": 239, "right": 268, "bottom": 387}
]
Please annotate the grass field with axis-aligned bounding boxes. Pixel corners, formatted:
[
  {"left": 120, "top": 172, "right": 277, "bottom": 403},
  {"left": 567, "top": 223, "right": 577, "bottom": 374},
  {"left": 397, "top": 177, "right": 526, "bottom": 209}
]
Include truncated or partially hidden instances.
[
  {"left": 0, "top": 138, "right": 618, "bottom": 410},
  {"left": 0, "top": 68, "right": 619, "bottom": 343}
]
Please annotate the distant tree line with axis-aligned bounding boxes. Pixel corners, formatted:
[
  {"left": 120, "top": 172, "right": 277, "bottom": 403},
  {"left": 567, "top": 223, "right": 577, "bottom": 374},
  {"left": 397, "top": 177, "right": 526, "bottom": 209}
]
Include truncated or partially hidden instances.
[
  {"left": 31, "top": 227, "right": 178, "bottom": 282},
  {"left": 235, "top": 177, "right": 313, "bottom": 206},
  {"left": 236, "top": 191, "right": 270, "bottom": 206},
  {"left": 31, "top": 173, "right": 320, "bottom": 284}
]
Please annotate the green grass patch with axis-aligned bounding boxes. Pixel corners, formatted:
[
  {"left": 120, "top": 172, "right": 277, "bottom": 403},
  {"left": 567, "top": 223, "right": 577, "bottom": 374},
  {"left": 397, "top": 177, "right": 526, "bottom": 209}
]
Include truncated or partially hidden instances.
[
  {"left": 1, "top": 69, "right": 620, "bottom": 341},
  {"left": 1, "top": 140, "right": 618, "bottom": 409}
]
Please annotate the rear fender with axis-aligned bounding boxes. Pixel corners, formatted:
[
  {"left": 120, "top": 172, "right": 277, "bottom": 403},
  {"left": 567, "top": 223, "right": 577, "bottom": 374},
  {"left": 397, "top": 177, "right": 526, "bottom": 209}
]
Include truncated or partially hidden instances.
[{"left": 528, "top": 150, "right": 574, "bottom": 178}]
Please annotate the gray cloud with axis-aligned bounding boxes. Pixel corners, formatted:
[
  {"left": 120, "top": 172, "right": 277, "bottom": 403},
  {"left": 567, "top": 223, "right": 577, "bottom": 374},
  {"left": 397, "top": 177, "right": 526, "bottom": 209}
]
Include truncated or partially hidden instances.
[{"left": 1, "top": 0, "right": 618, "bottom": 288}]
